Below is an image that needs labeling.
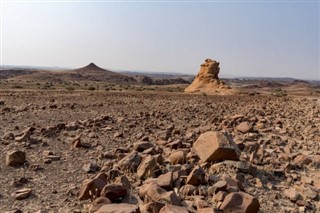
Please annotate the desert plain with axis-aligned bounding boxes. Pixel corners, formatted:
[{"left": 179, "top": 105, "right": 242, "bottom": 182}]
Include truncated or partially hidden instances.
[{"left": 0, "top": 62, "right": 319, "bottom": 213}]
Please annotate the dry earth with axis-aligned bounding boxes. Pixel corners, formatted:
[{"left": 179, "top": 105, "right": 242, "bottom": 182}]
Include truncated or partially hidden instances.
[{"left": 0, "top": 90, "right": 319, "bottom": 213}]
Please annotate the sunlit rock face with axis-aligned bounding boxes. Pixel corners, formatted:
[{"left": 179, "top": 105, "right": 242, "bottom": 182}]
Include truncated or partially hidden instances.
[{"left": 185, "top": 58, "right": 231, "bottom": 94}]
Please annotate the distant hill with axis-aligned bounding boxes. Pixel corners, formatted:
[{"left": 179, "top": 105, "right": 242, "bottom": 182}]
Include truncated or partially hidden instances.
[
  {"left": 0, "top": 64, "right": 192, "bottom": 85},
  {"left": 62, "top": 63, "right": 137, "bottom": 83},
  {"left": 1, "top": 63, "right": 138, "bottom": 84}
]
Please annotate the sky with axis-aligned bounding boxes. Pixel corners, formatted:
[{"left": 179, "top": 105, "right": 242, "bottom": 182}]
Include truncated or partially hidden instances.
[{"left": 1, "top": 0, "right": 319, "bottom": 80}]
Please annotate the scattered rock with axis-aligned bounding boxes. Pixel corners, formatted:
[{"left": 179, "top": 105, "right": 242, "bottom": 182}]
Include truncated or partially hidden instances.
[
  {"left": 236, "top": 122, "right": 253, "bottom": 133},
  {"left": 83, "top": 162, "right": 99, "bottom": 173},
  {"left": 95, "top": 204, "right": 139, "bottom": 213},
  {"left": 193, "top": 131, "right": 240, "bottom": 162},
  {"left": 5, "top": 150, "right": 26, "bottom": 167},
  {"left": 13, "top": 188, "right": 32, "bottom": 200},
  {"left": 157, "top": 172, "right": 173, "bottom": 190},
  {"left": 186, "top": 165, "right": 206, "bottom": 186},
  {"left": 168, "top": 150, "right": 186, "bottom": 165},
  {"left": 285, "top": 188, "right": 301, "bottom": 202},
  {"left": 159, "top": 204, "right": 189, "bottom": 213},
  {"left": 118, "top": 151, "right": 142, "bottom": 171},
  {"left": 100, "top": 184, "right": 127, "bottom": 202},
  {"left": 219, "top": 191, "right": 260, "bottom": 213},
  {"left": 137, "top": 155, "right": 158, "bottom": 179},
  {"left": 78, "top": 173, "right": 108, "bottom": 200}
]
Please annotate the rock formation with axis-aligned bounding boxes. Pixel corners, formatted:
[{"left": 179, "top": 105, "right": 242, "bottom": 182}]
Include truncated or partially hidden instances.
[{"left": 185, "top": 58, "right": 231, "bottom": 94}]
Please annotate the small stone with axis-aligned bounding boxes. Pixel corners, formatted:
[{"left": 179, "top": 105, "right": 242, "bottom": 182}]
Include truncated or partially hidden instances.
[
  {"left": 133, "top": 141, "right": 154, "bottom": 152},
  {"left": 114, "top": 132, "right": 123, "bottom": 138},
  {"left": 236, "top": 122, "right": 253, "bottom": 133},
  {"left": 6, "top": 150, "right": 26, "bottom": 167},
  {"left": 89, "top": 197, "right": 112, "bottom": 213},
  {"left": 13, "top": 188, "right": 32, "bottom": 200},
  {"left": 197, "top": 207, "right": 217, "bottom": 213},
  {"left": 213, "top": 181, "right": 227, "bottom": 193},
  {"left": 117, "top": 151, "right": 141, "bottom": 171},
  {"left": 186, "top": 165, "right": 206, "bottom": 186},
  {"left": 4, "top": 210, "right": 22, "bottom": 213},
  {"left": 95, "top": 204, "right": 139, "bottom": 213},
  {"left": 166, "top": 140, "right": 182, "bottom": 149},
  {"left": 137, "top": 155, "right": 158, "bottom": 180},
  {"left": 157, "top": 172, "right": 173, "bottom": 190},
  {"left": 294, "top": 155, "right": 312, "bottom": 166},
  {"left": 285, "top": 188, "right": 300, "bottom": 202},
  {"left": 179, "top": 184, "right": 196, "bottom": 196},
  {"left": 3, "top": 132, "right": 14, "bottom": 140},
  {"left": 100, "top": 184, "right": 127, "bottom": 202},
  {"left": 78, "top": 173, "right": 108, "bottom": 200},
  {"left": 168, "top": 150, "right": 186, "bottom": 165},
  {"left": 255, "top": 178, "right": 263, "bottom": 188},
  {"left": 213, "top": 191, "right": 227, "bottom": 202},
  {"left": 303, "top": 187, "right": 318, "bottom": 200},
  {"left": 159, "top": 204, "right": 189, "bottom": 213},
  {"left": 82, "top": 162, "right": 98, "bottom": 173}
]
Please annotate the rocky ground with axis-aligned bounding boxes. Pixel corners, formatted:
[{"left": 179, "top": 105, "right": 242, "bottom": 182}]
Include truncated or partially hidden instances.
[{"left": 0, "top": 90, "right": 319, "bottom": 213}]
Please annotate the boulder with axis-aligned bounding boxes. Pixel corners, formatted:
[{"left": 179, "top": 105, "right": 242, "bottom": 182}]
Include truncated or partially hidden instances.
[
  {"left": 219, "top": 192, "right": 260, "bottom": 213},
  {"left": 193, "top": 131, "right": 240, "bottom": 162}
]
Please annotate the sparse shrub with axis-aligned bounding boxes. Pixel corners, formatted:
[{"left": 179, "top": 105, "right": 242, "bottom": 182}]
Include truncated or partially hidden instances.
[{"left": 272, "top": 88, "right": 287, "bottom": 97}]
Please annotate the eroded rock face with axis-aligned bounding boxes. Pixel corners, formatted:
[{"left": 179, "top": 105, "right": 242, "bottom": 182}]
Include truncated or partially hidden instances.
[{"left": 185, "top": 59, "right": 232, "bottom": 94}]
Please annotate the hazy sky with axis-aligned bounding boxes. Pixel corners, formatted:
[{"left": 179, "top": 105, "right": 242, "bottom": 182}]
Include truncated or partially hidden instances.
[{"left": 1, "top": 1, "right": 319, "bottom": 79}]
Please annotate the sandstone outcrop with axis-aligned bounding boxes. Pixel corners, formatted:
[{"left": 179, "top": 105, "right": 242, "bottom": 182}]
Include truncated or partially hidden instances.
[{"left": 185, "top": 58, "right": 232, "bottom": 94}]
